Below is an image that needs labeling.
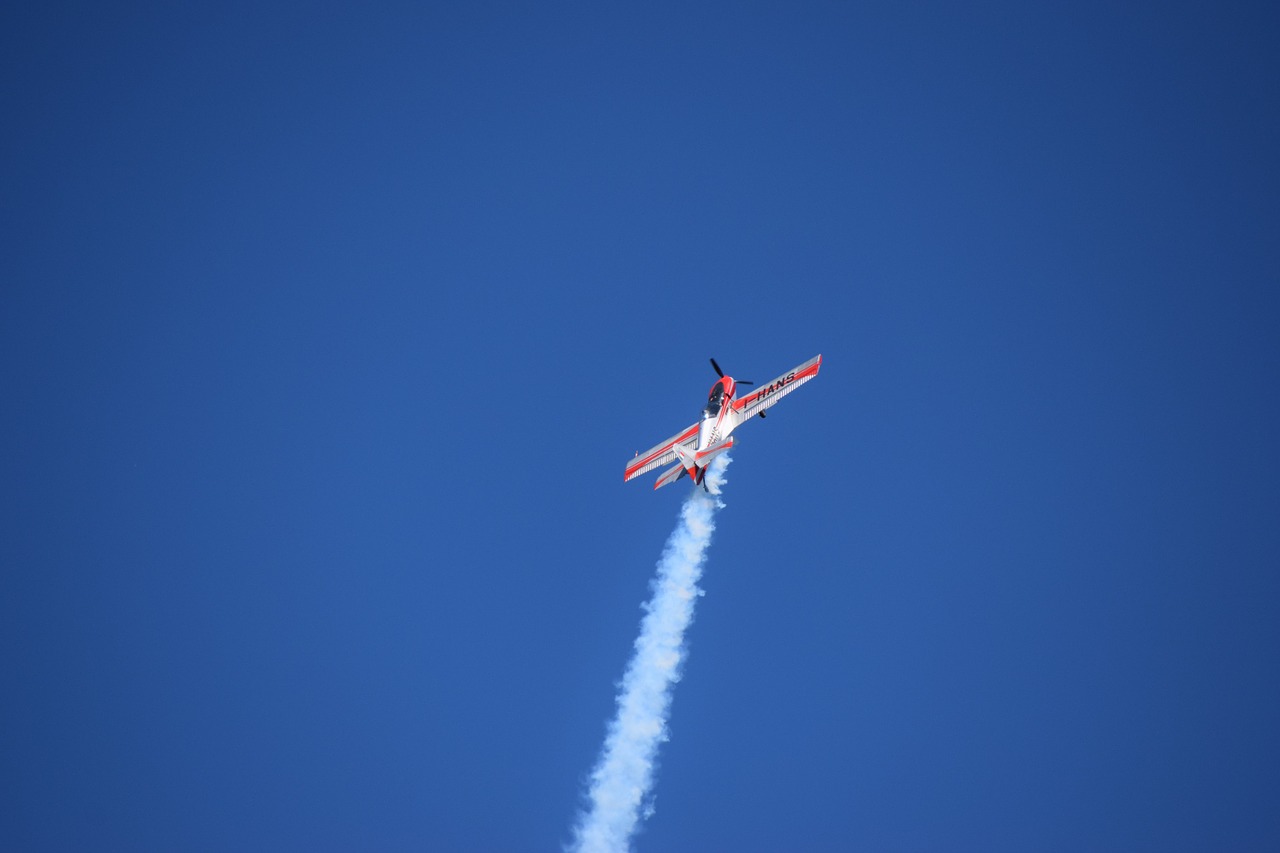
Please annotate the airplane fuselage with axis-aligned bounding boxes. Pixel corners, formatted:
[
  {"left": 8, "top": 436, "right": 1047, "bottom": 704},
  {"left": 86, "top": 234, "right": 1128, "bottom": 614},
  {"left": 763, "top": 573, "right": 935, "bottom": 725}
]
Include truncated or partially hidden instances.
[
  {"left": 697, "top": 376, "right": 737, "bottom": 449},
  {"left": 685, "top": 376, "right": 742, "bottom": 485}
]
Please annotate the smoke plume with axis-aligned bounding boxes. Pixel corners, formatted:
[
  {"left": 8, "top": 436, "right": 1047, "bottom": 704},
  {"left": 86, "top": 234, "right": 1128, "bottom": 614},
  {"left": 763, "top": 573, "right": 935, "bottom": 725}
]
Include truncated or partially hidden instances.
[{"left": 569, "top": 455, "right": 731, "bottom": 853}]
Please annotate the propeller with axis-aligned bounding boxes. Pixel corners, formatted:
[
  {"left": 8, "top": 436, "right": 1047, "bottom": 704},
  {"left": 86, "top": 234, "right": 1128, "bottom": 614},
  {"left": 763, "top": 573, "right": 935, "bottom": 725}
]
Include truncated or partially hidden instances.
[{"left": 710, "top": 358, "right": 754, "bottom": 385}]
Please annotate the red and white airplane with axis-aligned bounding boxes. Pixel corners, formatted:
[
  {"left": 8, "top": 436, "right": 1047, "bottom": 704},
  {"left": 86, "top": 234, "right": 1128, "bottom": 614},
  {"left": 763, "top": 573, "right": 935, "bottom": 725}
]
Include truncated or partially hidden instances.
[{"left": 624, "top": 354, "right": 823, "bottom": 490}]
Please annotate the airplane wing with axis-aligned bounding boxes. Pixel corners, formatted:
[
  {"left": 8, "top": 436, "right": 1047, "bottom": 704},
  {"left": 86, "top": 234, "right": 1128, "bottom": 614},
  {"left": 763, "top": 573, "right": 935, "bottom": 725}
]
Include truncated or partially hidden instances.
[
  {"left": 733, "top": 354, "right": 822, "bottom": 420},
  {"left": 624, "top": 422, "right": 699, "bottom": 483}
]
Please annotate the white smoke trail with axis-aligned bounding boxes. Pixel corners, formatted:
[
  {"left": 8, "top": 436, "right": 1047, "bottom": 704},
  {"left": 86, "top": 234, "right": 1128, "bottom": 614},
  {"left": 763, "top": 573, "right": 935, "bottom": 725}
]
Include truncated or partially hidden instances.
[{"left": 570, "top": 454, "right": 732, "bottom": 853}]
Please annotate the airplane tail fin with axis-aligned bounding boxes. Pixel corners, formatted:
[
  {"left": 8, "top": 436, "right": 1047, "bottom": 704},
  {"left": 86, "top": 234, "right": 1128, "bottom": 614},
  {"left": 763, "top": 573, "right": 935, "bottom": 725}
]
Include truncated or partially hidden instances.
[{"left": 672, "top": 444, "right": 698, "bottom": 479}]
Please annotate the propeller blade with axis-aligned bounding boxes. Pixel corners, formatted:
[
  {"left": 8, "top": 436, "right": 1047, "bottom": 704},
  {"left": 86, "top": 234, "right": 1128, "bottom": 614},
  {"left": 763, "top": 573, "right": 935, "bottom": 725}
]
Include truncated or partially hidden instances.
[{"left": 711, "top": 358, "right": 753, "bottom": 384}]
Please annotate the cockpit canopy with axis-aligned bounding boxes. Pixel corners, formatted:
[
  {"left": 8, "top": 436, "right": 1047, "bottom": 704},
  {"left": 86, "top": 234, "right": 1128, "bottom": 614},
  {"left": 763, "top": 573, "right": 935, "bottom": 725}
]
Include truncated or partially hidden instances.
[{"left": 702, "top": 382, "right": 726, "bottom": 419}]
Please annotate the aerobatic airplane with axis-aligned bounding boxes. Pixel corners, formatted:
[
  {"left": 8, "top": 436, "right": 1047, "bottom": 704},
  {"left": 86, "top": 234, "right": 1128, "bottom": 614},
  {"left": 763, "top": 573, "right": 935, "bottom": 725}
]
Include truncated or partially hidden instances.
[{"left": 624, "top": 354, "right": 823, "bottom": 490}]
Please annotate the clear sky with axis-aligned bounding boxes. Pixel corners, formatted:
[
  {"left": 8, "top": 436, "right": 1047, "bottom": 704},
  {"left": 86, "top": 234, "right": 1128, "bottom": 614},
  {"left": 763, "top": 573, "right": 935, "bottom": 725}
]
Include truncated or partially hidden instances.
[{"left": 3, "top": 2, "right": 1278, "bottom": 851}]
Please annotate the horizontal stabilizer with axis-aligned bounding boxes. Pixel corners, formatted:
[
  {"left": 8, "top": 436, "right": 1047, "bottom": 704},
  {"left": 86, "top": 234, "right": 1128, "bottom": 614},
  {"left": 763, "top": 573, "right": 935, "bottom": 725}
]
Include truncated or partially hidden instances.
[
  {"left": 695, "top": 437, "right": 733, "bottom": 464},
  {"left": 653, "top": 462, "right": 688, "bottom": 490}
]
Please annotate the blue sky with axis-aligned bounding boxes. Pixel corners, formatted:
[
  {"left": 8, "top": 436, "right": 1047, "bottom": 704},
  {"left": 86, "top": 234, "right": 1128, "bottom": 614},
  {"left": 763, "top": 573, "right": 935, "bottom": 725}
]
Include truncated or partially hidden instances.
[{"left": 3, "top": 2, "right": 1278, "bottom": 850}]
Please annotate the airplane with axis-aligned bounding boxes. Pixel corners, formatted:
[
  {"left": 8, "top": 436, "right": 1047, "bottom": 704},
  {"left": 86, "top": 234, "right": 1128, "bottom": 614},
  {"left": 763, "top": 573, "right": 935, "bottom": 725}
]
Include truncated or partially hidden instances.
[{"left": 624, "top": 354, "right": 823, "bottom": 490}]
